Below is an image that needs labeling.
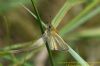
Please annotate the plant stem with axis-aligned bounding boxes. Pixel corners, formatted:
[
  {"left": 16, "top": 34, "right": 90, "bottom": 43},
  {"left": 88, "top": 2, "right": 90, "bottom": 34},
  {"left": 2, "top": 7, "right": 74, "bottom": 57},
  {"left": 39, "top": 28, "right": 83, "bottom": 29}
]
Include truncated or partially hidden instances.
[
  {"left": 30, "top": 0, "right": 54, "bottom": 66},
  {"left": 20, "top": 3, "right": 47, "bottom": 28},
  {"left": 30, "top": 0, "right": 44, "bottom": 34}
]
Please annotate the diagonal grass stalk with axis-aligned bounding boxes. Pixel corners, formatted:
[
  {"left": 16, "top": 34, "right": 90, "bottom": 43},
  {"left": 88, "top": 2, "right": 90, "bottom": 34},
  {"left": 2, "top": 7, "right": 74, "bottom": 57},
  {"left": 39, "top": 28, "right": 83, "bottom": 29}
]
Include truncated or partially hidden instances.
[
  {"left": 70, "top": 6, "right": 100, "bottom": 38},
  {"left": 30, "top": 0, "right": 54, "bottom": 66},
  {"left": 30, "top": 0, "right": 44, "bottom": 33},
  {"left": 0, "top": 37, "right": 44, "bottom": 54},
  {"left": 68, "top": 45, "right": 89, "bottom": 66},
  {"left": 1, "top": 0, "right": 98, "bottom": 66},
  {"left": 59, "top": 6, "right": 100, "bottom": 39},
  {"left": 59, "top": 0, "right": 99, "bottom": 36},
  {"left": 20, "top": 3, "right": 47, "bottom": 28},
  {"left": 12, "top": 47, "right": 44, "bottom": 66},
  {"left": 49, "top": 0, "right": 90, "bottom": 65},
  {"left": 51, "top": 0, "right": 85, "bottom": 28},
  {"left": 43, "top": 24, "right": 89, "bottom": 66}
]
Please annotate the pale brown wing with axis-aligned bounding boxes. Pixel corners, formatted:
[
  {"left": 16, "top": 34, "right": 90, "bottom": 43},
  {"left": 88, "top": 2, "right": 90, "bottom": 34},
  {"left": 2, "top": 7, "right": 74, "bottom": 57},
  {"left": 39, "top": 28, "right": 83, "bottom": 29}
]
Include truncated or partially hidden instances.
[
  {"left": 46, "top": 32, "right": 68, "bottom": 50},
  {"left": 51, "top": 32, "right": 68, "bottom": 50}
]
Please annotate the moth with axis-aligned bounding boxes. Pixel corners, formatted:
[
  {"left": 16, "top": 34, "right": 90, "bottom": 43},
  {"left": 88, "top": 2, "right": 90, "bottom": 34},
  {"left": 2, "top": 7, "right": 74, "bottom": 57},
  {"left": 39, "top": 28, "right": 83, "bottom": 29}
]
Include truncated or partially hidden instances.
[
  {"left": 3, "top": 24, "right": 69, "bottom": 53},
  {"left": 43, "top": 24, "right": 69, "bottom": 51}
]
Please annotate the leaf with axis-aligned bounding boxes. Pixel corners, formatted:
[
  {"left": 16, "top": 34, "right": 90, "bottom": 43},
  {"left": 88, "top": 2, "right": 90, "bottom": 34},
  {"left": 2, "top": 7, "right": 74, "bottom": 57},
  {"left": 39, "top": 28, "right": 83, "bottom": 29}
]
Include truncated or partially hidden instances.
[
  {"left": 51, "top": 0, "right": 85, "bottom": 28},
  {"left": 59, "top": 0, "right": 99, "bottom": 36}
]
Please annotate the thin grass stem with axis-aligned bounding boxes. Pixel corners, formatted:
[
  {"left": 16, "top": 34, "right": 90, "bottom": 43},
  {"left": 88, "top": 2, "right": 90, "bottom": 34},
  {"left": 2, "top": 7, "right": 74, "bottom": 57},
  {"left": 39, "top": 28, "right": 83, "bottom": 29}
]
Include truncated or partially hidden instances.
[{"left": 30, "top": 0, "right": 54, "bottom": 66}]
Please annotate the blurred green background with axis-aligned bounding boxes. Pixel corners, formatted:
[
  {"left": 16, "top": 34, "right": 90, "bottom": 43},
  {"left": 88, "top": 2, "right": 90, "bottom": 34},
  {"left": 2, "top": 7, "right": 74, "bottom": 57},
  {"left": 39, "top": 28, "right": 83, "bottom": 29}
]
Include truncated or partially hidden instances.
[{"left": 0, "top": 0, "right": 100, "bottom": 66}]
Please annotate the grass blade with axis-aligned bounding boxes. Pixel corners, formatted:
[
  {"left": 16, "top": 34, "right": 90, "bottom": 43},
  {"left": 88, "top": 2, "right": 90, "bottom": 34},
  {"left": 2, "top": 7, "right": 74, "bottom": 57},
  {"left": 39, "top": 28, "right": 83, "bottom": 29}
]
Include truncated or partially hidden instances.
[
  {"left": 59, "top": 0, "right": 99, "bottom": 36},
  {"left": 30, "top": 0, "right": 44, "bottom": 33},
  {"left": 12, "top": 47, "right": 43, "bottom": 66},
  {"left": 51, "top": 0, "right": 85, "bottom": 28},
  {"left": 20, "top": 3, "right": 47, "bottom": 28},
  {"left": 68, "top": 45, "right": 89, "bottom": 66},
  {"left": 30, "top": 0, "right": 54, "bottom": 66},
  {"left": 0, "top": 37, "right": 44, "bottom": 57}
]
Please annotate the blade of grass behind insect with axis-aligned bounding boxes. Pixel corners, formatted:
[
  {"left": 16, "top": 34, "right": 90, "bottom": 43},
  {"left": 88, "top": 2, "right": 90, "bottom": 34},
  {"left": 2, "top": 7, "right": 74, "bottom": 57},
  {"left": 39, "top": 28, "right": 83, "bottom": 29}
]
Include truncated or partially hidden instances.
[
  {"left": 52, "top": 0, "right": 99, "bottom": 65},
  {"left": 68, "top": 45, "right": 89, "bottom": 66},
  {"left": 1, "top": 38, "right": 45, "bottom": 66},
  {"left": 67, "top": 6, "right": 100, "bottom": 39},
  {"left": 30, "top": 0, "right": 54, "bottom": 66},
  {"left": 20, "top": 3, "right": 47, "bottom": 28},
  {"left": 59, "top": 0, "right": 99, "bottom": 36},
  {"left": 61, "top": 6, "right": 100, "bottom": 39},
  {"left": 51, "top": 0, "right": 85, "bottom": 28},
  {"left": 12, "top": 46, "right": 44, "bottom": 66},
  {"left": 0, "top": 42, "right": 32, "bottom": 57},
  {"left": 1, "top": 37, "right": 44, "bottom": 54}
]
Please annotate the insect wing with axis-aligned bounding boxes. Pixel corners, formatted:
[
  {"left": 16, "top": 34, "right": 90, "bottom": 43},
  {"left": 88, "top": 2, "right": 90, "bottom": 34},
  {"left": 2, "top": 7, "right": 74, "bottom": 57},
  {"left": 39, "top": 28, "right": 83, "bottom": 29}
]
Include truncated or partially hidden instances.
[{"left": 47, "top": 32, "right": 68, "bottom": 50}]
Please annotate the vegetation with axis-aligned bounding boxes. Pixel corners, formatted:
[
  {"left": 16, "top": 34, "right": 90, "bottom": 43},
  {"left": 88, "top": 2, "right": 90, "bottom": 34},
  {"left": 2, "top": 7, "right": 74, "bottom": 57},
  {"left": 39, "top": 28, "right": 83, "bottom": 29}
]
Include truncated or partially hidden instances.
[{"left": 0, "top": 0, "right": 99, "bottom": 66}]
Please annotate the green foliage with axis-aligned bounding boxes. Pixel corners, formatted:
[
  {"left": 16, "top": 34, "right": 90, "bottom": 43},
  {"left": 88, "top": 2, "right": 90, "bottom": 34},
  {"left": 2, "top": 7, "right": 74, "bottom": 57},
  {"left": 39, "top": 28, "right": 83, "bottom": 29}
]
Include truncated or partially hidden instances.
[
  {"left": 0, "top": 0, "right": 99, "bottom": 66},
  {"left": 59, "top": 0, "right": 99, "bottom": 36},
  {"left": 0, "top": 63, "right": 3, "bottom": 66},
  {"left": 51, "top": 0, "right": 85, "bottom": 28},
  {"left": 30, "top": 0, "right": 55, "bottom": 66}
]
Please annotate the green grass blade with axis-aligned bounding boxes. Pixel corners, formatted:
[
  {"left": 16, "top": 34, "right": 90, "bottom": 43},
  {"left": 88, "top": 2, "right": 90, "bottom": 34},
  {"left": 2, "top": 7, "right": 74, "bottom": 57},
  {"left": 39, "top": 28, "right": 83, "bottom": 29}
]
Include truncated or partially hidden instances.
[
  {"left": 20, "top": 3, "right": 47, "bottom": 28},
  {"left": 30, "top": 0, "right": 54, "bottom": 66},
  {"left": 59, "top": 0, "right": 99, "bottom": 36},
  {"left": 30, "top": 0, "right": 44, "bottom": 34},
  {"left": 68, "top": 46, "right": 89, "bottom": 66},
  {"left": 0, "top": 37, "right": 44, "bottom": 56},
  {"left": 13, "top": 47, "right": 43, "bottom": 66},
  {"left": 51, "top": 0, "right": 85, "bottom": 28}
]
